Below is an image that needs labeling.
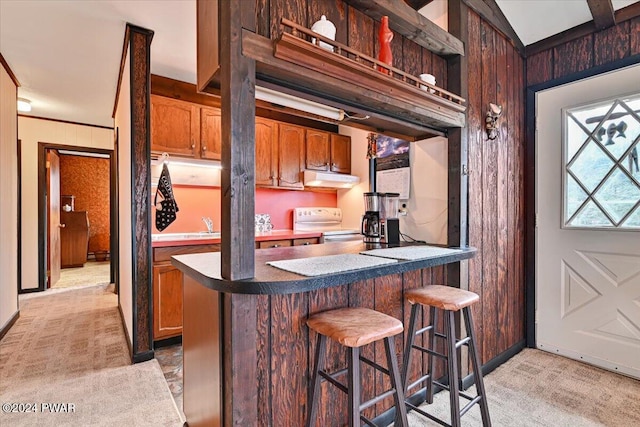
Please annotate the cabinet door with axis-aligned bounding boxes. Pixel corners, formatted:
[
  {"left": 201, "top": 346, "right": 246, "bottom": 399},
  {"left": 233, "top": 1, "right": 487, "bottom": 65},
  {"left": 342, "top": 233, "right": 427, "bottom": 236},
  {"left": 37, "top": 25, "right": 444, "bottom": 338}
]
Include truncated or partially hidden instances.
[
  {"left": 200, "top": 107, "right": 221, "bottom": 160},
  {"left": 153, "top": 264, "right": 183, "bottom": 340},
  {"left": 151, "top": 95, "right": 199, "bottom": 158},
  {"left": 278, "top": 123, "right": 305, "bottom": 189},
  {"left": 257, "top": 239, "right": 293, "bottom": 249},
  {"left": 255, "top": 118, "right": 279, "bottom": 187},
  {"left": 330, "top": 134, "right": 351, "bottom": 174},
  {"left": 293, "top": 237, "right": 319, "bottom": 246},
  {"left": 305, "top": 129, "right": 330, "bottom": 171}
]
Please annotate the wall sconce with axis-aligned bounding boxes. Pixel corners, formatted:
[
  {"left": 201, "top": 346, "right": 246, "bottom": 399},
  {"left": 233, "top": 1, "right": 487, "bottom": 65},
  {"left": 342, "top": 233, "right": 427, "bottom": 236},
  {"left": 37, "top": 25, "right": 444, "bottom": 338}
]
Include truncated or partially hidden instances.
[
  {"left": 17, "top": 97, "right": 32, "bottom": 112},
  {"left": 485, "top": 103, "right": 502, "bottom": 140}
]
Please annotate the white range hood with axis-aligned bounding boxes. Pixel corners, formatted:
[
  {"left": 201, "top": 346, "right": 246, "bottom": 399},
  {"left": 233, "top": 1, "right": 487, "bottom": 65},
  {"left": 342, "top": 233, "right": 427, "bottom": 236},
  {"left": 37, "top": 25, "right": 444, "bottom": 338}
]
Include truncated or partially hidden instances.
[{"left": 303, "top": 170, "right": 360, "bottom": 189}]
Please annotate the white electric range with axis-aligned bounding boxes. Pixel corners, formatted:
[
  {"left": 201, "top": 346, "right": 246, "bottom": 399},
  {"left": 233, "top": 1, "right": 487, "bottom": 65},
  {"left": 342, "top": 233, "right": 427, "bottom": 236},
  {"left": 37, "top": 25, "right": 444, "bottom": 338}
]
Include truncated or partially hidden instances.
[{"left": 293, "top": 207, "right": 362, "bottom": 242}]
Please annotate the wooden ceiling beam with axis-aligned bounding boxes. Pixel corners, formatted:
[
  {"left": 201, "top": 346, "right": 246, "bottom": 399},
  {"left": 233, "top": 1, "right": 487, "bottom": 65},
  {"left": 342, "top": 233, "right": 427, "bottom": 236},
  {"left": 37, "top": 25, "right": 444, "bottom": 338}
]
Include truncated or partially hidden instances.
[
  {"left": 343, "top": 0, "right": 464, "bottom": 56},
  {"left": 403, "top": 0, "right": 434, "bottom": 11},
  {"left": 586, "top": 0, "right": 616, "bottom": 30}
]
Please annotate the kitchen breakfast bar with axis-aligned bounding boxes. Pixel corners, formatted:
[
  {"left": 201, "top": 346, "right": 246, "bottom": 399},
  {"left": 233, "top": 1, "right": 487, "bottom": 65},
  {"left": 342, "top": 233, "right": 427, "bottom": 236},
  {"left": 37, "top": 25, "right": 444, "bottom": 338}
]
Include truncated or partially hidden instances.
[{"left": 172, "top": 241, "right": 475, "bottom": 427}]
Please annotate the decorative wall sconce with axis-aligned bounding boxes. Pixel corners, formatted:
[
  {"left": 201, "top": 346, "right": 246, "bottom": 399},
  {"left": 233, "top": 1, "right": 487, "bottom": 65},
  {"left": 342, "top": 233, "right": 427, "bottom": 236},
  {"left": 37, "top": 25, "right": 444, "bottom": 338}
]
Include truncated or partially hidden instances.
[{"left": 485, "top": 103, "right": 502, "bottom": 140}]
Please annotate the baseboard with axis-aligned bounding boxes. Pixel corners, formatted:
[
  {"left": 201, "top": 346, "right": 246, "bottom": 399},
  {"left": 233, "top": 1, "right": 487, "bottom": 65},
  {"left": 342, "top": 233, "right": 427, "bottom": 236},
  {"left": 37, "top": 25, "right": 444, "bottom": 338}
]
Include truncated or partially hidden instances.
[
  {"left": 0, "top": 310, "right": 20, "bottom": 341},
  {"left": 154, "top": 335, "right": 182, "bottom": 349},
  {"left": 118, "top": 304, "right": 133, "bottom": 360},
  {"left": 371, "top": 340, "right": 526, "bottom": 426},
  {"left": 461, "top": 339, "right": 526, "bottom": 390},
  {"left": 133, "top": 350, "right": 155, "bottom": 364}
]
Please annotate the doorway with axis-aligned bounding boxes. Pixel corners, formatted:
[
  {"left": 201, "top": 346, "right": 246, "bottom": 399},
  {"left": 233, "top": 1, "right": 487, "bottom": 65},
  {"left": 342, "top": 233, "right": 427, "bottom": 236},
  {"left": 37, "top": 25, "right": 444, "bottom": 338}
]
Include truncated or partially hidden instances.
[
  {"left": 535, "top": 65, "right": 640, "bottom": 379},
  {"left": 38, "top": 143, "right": 117, "bottom": 292}
]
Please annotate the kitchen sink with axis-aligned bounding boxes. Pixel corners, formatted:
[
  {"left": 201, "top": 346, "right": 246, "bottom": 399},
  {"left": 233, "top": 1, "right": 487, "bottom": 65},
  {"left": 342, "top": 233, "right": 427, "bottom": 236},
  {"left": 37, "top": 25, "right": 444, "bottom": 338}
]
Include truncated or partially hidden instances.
[{"left": 152, "top": 232, "right": 221, "bottom": 241}]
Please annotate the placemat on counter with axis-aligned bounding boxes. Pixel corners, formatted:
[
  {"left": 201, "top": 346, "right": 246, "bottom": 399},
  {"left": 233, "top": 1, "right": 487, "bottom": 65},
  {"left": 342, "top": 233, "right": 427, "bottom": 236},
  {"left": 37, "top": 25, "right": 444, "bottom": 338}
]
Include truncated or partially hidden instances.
[
  {"left": 267, "top": 253, "right": 397, "bottom": 277},
  {"left": 361, "top": 245, "right": 462, "bottom": 261}
]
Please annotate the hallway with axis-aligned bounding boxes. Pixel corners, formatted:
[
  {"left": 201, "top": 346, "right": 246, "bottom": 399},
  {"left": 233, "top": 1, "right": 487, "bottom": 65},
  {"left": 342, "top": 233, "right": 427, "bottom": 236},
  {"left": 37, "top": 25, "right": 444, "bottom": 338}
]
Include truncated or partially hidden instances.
[{"left": 0, "top": 284, "right": 182, "bottom": 426}]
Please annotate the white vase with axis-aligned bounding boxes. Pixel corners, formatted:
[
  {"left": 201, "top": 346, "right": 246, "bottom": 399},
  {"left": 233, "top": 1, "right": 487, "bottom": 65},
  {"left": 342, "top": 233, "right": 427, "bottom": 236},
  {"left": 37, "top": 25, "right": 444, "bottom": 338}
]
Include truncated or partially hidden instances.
[{"left": 311, "top": 15, "right": 336, "bottom": 51}]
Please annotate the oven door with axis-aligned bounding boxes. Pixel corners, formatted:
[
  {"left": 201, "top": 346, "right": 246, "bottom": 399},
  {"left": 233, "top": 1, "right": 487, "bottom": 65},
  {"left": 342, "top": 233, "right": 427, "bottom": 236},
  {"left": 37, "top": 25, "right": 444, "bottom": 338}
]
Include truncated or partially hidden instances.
[{"left": 321, "top": 232, "right": 362, "bottom": 243}]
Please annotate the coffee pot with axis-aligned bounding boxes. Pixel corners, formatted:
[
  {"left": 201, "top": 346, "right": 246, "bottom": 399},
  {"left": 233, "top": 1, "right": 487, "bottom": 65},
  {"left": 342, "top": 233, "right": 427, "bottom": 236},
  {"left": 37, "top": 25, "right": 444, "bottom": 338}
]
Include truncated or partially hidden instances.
[{"left": 361, "top": 192, "right": 382, "bottom": 243}]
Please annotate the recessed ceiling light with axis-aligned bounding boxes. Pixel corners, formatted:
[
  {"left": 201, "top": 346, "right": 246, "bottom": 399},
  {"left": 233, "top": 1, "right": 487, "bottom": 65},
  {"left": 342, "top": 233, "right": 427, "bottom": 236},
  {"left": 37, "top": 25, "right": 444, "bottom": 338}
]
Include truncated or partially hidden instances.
[{"left": 17, "top": 97, "right": 31, "bottom": 112}]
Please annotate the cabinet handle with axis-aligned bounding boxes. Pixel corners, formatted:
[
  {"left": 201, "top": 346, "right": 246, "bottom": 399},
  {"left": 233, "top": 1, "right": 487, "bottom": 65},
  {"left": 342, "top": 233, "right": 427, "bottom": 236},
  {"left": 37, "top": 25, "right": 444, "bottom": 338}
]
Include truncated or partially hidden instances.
[
  {"left": 202, "top": 146, "right": 207, "bottom": 151},
  {"left": 272, "top": 244, "right": 280, "bottom": 248},
  {"left": 191, "top": 143, "right": 196, "bottom": 149},
  {"left": 58, "top": 224, "right": 66, "bottom": 228},
  {"left": 303, "top": 242, "right": 311, "bottom": 245}
]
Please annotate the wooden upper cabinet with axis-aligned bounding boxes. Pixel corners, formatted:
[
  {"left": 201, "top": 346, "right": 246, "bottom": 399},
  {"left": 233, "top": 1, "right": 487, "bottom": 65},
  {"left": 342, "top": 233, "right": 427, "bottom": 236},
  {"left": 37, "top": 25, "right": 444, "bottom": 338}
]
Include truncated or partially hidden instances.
[
  {"left": 305, "top": 129, "right": 330, "bottom": 171},
  {"left": 278, "top": 123, "right": 305, "bottom": 189},
  {"left": 330, "top": 134, "right": 351, "bottom": 174},
  {"left": 151, "top": 95, "right": 199, "bottom": 158},
  {"left": 255, "top": 118, "right": 279, "bottom": 187},
  {"left": 200, "top": 107, "right": 222, "bottom": 160}
]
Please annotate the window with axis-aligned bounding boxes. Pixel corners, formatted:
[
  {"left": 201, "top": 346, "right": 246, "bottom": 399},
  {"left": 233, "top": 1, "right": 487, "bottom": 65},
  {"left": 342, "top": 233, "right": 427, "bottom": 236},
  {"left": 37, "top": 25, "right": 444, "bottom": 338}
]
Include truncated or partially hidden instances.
[{"left": 563, "top": 93, "right": 640, "bottom": 229}]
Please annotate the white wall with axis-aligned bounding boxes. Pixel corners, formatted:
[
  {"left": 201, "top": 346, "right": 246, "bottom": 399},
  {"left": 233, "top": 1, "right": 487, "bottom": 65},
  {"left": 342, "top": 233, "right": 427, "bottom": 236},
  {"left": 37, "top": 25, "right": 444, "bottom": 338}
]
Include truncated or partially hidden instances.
[
  {"left": 337, "top": 125, "right": 370, "bottom": 229},
  {"left": 115, "top": 46, "right": 133, "bottom": 344},
  {"left": 400, "top": 136, "right": 448, "bottom": 244},
  {"left": 18, "top": 117, "right": 113, "bottom": 290},
  {"left": 0, "top": 65, "right": 19, "bottom": 331},
  {"left": 419, "top": 0, "right": 448, "bottom": 31}
]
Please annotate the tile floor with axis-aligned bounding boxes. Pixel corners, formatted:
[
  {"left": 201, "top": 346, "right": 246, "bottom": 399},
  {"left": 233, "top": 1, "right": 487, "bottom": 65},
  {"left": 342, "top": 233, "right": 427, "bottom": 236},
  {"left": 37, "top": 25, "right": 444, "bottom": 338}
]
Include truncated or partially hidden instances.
[{"left": 155, "top": 344, "right": 184, "bottom": 413}]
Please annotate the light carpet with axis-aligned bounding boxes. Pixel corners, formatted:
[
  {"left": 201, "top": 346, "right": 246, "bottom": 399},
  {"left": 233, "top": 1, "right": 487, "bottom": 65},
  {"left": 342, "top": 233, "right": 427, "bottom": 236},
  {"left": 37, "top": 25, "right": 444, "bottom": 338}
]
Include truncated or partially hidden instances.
[
  {"left": 1, "top": 284, "right": 183, "bottom": 426},
  {"left": 408, "top": 348, "right": 640, "bottom": 426},
  {"left": 53, "top": 261, "right": 111, "bottom": 289}
]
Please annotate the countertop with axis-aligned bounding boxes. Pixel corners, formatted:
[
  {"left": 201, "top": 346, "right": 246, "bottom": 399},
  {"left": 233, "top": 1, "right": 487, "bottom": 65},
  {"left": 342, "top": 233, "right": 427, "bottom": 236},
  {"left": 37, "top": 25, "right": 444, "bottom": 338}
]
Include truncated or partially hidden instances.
[
  {"left": 151, "top": 229, "right": 322, "bottom": 248},
  {"left": 172, "top": 241, "right": 476, "bottom": 295}
]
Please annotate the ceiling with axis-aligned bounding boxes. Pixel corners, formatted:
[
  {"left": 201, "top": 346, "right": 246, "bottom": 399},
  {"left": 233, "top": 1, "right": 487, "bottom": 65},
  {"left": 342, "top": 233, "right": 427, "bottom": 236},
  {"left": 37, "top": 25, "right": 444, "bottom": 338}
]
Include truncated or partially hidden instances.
[{"left": 0, "top": 0, "right": 637, "bottom": 128}]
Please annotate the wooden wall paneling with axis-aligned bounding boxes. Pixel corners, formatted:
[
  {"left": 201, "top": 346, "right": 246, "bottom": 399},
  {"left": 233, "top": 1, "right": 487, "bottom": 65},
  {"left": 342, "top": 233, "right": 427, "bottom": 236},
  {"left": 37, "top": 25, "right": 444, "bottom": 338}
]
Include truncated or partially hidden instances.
[
  {"left": 403, "top": 38, "right": 423, "bottom": 77},
  {"left": 525, "top": 50, "right": 553, "bottom": 87},
  {"left": 402, "top": 269, "right": 424, "bottom": 396},
  {"left": 307, "top": 0, "right": 349, "bottom": 46},
  {"left": 390, "top": 27, "right": 405, "bottom": 72},
  {"left": 347, "top": 6, "right": 375, "bottom": 57},
  {"left": 552, "top": 34, "right": 594, "bottom": 80},
  {"left": 480, "top": 19, "right": 499, "bottom": 363},
  {"left": 631, "top": 16, "right": 640, "bottom": 55},
  {"left": 516, "top": 53, "right": 526, "bottom": 341},
  {"left": 432, "top": 54, "right": 448, "bottom": 90},
  {"left": 308, "top": 286, "right": 348, "bottom": 427},
  {"left": 505, "top": 46, "right": 517, "bottom": 349},
  {"left": 421, "top": 48, "right": 433, "bottom": 75},
  {"left": 495, "top": 33, "right": 509, "bottom": 355},
  {"left": 270, "top": 0, "right": 308, "bottom": 40},
  {"left": 256, "top": 0, "right": 270, "bottom": 38},
  {"left": 466, "top": 9, "right": 484, "bottom": 364},
  {"left": 348, "top": 278, "right": 376, "bottom": 419},
  {"left": 256, "top": 295, "right": 272, "bottom": 427},
  {"left": 373, "top": 274, "right": 403, "bottom": 415},
  {"left": 270, "top": 293, "right": 309, "bottom": 427},
  {"left": 594, "top": 21, "right": 630, "bottom": 66}
]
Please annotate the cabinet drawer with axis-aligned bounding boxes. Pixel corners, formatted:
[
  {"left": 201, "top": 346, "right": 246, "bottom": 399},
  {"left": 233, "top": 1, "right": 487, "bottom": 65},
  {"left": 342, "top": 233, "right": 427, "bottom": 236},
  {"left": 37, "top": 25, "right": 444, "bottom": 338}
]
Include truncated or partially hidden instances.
[
  {"left": 154, "top": 244, "right": 221, "bottom": 262},
  {"left": 257, "top": 239, "right": 293, "bottom": 249},
  {"left": 293, "top": 238, "right": 319, "bottom": 246}
]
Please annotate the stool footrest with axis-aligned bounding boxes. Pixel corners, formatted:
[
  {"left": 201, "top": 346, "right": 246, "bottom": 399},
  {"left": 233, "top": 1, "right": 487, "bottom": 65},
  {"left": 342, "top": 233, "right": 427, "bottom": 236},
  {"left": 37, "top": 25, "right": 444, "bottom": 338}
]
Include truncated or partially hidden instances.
[
  {"left": 318, "top": 370, "right": 348, "bottom": 394},
  {"left": 407, "top": 373, "right": 433, "bottom": 392},
  {"left": 455, "top": 336, "right": 471, "bottom": 349},
  {"left": 412, "top": 343, "right": 447, "bottom": 360},
  {"left": 406, "top": 402, "right": 451, "bottom": 427},
  {"left": 360, "top": 388, "right": 397, "bottom": 411},
  {"left": 360, "top": 355, "right": 389, "bottom": 376},
  {"left": 460, "top": 395, "right": 483, "bottom": 417},
  {"left": 415, "top": 324, "right": 435, "bottom": 335}
]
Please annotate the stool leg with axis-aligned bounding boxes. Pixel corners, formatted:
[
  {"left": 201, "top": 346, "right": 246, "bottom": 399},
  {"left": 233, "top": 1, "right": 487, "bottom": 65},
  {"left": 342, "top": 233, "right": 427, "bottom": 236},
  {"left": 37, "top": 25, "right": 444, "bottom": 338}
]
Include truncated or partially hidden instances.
[
  {"left": 348, "top": 346, "right": 361, "bottom": 427},
  {"left": 385, "top": 336, "right": 409, "bottom": 427},
  {"left": 402, "top": 303, "right": 419, "bottom": 393},
  {"left": 464, "top": 307, "right": 491, "bottom": 427},
  {"left": 445, "top": 310, "right": 461, "bottom": 427},
  {"left": 426, "top": 306, "right": 437, "bottom": 404},
  {"left": 306, "top": 334, "right": 327, "bottom": 427}
]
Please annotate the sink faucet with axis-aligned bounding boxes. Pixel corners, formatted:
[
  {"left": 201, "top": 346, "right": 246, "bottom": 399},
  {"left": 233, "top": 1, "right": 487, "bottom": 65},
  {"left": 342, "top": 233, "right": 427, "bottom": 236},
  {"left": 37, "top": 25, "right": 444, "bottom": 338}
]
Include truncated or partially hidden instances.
[{"left": 202, "top": 216, "right": 214, "bottom": 233}]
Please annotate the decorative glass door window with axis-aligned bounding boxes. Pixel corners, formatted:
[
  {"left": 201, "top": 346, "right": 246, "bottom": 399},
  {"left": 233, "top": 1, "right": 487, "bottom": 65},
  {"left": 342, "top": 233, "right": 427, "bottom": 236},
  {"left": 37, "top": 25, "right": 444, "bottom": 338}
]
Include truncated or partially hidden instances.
[{"left": 563, "top": 93, "right": 640, "bottom": 229}]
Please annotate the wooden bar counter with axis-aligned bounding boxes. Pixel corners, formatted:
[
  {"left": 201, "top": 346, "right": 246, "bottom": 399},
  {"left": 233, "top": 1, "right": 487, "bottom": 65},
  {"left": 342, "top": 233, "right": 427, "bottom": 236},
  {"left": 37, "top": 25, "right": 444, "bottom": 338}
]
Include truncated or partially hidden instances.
[{"left": 172, "top": 241, "right": 475, "bottom": 427}]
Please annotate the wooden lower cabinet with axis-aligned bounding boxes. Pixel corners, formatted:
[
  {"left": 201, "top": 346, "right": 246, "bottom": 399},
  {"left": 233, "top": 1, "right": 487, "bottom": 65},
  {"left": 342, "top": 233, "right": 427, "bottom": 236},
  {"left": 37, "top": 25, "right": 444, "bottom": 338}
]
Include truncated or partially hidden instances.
[{"left": 153, "top": 263, "right": 183, "bottom": 340}]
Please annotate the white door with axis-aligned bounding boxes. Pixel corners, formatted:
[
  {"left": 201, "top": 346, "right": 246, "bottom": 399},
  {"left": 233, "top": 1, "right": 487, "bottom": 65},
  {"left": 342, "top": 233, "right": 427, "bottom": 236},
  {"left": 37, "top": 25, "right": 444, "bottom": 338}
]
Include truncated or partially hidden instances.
[{"left": 536, "top": 64, "right": 640, "bottom": 379}]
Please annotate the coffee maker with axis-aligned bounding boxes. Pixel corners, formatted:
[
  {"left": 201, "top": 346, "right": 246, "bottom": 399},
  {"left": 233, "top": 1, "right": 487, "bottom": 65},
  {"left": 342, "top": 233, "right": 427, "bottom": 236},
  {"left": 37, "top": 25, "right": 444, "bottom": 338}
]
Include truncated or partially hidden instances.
[
  {"left": 380, "top": 193, "right": 400, "bottom": 245},
  {"left": 361, "top": 192, "right": 382, "bottom": 243}
]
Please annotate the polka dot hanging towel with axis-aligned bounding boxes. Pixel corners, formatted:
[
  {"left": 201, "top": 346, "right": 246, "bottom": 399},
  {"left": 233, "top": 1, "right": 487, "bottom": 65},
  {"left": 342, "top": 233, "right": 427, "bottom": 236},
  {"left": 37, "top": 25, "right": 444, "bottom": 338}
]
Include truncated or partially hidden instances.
[{"left": 154, "top": 163, "right": 179, "bottom": 231}]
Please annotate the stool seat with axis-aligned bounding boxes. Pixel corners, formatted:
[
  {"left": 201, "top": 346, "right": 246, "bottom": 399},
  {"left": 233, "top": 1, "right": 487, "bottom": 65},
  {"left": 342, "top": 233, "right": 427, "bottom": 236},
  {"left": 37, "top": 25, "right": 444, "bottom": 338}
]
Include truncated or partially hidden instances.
[
  {"left": 307, "top": 307, "right": 403, "bottom": 347},
  {"left": 405, "top": 285, "right": 479, "bottom": 311}
]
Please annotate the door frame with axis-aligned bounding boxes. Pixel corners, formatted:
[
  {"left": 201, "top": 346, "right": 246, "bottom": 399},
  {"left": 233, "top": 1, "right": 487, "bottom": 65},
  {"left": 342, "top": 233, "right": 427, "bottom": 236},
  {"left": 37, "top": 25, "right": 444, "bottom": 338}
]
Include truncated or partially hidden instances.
[
  {"left": 36, "top": 142, "right": 117, "bottom": 293},
  {"left": 525, "top": 54, "right": 640, "bottom": 347}
]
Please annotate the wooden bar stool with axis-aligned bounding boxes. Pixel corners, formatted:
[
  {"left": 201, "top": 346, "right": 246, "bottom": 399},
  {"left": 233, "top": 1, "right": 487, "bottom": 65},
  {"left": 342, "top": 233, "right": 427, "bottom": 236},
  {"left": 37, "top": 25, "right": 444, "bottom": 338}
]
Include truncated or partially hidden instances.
[
  {"left": 306, "top": 307, "right": 409, "bottom": 427},
  {"left": 401, "top": 285, "right": 491, "bottom": 427}
]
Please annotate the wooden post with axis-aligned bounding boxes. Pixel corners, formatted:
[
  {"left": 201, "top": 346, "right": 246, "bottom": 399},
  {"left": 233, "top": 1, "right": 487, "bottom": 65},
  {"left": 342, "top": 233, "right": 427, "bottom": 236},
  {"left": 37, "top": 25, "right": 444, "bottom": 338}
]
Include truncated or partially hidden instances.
[{"left": 219, "top": 0, "right": 256, "bottom": 280}]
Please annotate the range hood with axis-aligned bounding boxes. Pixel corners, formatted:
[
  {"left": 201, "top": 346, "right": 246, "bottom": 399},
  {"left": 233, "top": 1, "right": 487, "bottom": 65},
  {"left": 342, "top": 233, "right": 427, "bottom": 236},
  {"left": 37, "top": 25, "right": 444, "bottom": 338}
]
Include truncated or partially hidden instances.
[{"left": 303, "top": 170, "right": 360, "bottom": 189}]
